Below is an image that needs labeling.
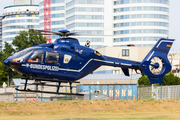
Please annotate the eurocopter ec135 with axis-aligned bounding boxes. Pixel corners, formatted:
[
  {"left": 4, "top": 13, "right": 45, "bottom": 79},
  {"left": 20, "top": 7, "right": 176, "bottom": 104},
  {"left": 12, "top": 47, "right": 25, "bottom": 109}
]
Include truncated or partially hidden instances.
[{"left": 3, "top": 29, "right": 174, "bottom": 95}]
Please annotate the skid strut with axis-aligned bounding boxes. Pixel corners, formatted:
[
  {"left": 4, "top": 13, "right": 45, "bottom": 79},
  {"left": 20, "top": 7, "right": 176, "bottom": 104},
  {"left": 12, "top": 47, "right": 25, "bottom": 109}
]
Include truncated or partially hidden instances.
[
  {"left": 56, "top": 82, "right": 61, "bottom": 93},
  {"left": 16, "top": 78, "right": 84, "bottom": 96}
]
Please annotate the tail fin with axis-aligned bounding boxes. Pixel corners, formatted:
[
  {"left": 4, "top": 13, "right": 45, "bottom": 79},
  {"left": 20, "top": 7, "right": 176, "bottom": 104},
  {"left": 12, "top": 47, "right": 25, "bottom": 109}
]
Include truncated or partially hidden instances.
[{"left": 141, "top": 38, "right": 175, "bottom": 84}]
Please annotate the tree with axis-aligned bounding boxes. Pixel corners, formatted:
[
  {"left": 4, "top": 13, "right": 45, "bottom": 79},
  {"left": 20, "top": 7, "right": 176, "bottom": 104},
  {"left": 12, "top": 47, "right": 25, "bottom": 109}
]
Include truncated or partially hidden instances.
[
  {"left": 0, "top": 62, "right": 8, "bottom": 85},
  {"left": 0, "top": 29, "right": 47, "bottom": 87},
  {"left": 138, "top": 72, "right": 180, "bottom": 86},
  {"left": 0, "top": 42, "right": 15, "bottom": 86},
  {"left": 12, "top": 29, "right": 46, "bottom": 51},
  {"left": 138, "top": 75, "right": 151, "bottom": 86},
  {"left": 160, "top": 72, "right": 180, "bottom": 85},
  {"left": 0, "top": 42, "right": 15, "bottom": 62}
]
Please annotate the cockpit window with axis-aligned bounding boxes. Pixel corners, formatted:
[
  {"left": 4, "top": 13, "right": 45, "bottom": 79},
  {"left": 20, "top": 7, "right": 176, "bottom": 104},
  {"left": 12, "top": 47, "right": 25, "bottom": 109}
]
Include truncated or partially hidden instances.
[
  {"left": 45, "top": 51, "right": 59, "bottom": 63},
  {"left": 28, "top": 50, "right": 44, "bottom": 63},
  {"left": 10, "top": 47, "right": 40, "bottom": 63}
]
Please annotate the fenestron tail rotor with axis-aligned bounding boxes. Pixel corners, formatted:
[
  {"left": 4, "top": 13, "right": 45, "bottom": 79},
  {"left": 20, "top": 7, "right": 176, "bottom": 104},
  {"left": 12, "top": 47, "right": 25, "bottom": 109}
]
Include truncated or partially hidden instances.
[{"left": 149, "top": 57, "right": 164, "bottom": 75}]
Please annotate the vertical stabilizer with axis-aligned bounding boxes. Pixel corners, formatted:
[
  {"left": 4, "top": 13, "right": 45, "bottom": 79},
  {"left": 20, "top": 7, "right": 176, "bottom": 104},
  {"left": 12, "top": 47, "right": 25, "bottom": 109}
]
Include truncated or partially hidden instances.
[{"left": 141, "top": 38, "right": 175, "bottom": 84}]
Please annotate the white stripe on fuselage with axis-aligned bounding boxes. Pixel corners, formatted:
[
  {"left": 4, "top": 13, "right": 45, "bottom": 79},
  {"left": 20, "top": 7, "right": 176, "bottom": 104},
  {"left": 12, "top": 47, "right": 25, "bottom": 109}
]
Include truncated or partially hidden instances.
[{"left": 21, "top": 59, "right": 132, "bottom": 72}]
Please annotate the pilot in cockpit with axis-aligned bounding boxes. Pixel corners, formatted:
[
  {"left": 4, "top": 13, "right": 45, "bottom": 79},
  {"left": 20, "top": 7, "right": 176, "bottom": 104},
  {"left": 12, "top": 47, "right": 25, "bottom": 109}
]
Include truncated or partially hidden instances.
[
  {"left": 31, "top": 55, "right": 40, "bottom": 62},
  {"left": 28, "top": 51, "right": 44, "bottom": 63}
]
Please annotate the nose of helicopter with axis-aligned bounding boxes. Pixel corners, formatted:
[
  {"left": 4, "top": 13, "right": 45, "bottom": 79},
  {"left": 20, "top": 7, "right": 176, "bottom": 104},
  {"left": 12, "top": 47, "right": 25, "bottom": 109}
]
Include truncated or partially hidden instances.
[{"left": 3, "top": 59, "right": 10, "bottom": 66}]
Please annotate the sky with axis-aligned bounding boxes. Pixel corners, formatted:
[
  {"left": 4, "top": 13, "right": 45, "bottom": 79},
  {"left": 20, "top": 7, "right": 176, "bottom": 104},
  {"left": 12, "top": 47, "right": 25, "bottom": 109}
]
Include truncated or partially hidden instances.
[{"left": 0, "top": 0, "right": 179, "bottom": 51}]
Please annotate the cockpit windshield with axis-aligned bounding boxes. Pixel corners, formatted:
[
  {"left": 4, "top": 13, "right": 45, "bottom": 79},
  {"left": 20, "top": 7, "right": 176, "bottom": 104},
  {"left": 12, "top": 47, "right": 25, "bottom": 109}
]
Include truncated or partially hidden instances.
[{"left": 9, "top": 47, "right": 41, "bottom": 63}]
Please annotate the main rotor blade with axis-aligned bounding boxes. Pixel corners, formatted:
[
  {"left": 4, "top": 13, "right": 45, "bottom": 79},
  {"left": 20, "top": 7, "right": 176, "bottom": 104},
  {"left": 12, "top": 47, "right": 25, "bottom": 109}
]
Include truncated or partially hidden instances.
[
  {"left": 65, "top": 32, "right": 80, "bottom": 36},
  {"left": 35, "top": 29, "right": 63, "bottom": 35},
  {"left": 18, "top": 33, "right": 56, "bottom": 35},
  {"left": 19, "top": 28, "right": 63, "bottom": 36},
  {"left": 73, "top": 35, "right": 113, "bottom": 36}
]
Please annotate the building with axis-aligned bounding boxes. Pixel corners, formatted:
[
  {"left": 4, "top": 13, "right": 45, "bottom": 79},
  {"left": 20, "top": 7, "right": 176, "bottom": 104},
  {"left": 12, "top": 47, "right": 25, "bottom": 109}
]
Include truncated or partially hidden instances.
[
  {"left": 14, "top": 0, "right": 34, "bottom": 5},
  {"left": 2, "top": 0, "right": 39, "bottom": 48},
  {"left": 39, "top": 0, "right": 169, "bottom": 49},
  {"left": 168, "top": 52, "right": 180, "bottom": 73},
  {"left": 0, "top": 16, "right": 2, "bottom": 51},
  {"left": 65, "top": 0, "right": 112, "bottom": 49},
  {"left": 113, "top": 0, "right": 169, "bottom": 47}
]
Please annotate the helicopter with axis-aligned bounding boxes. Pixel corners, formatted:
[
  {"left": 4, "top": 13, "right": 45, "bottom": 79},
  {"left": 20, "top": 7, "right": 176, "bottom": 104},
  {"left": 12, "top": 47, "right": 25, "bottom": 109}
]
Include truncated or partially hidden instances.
[{"left": 3, "top": 29, "right": 174, "bottom": 95}]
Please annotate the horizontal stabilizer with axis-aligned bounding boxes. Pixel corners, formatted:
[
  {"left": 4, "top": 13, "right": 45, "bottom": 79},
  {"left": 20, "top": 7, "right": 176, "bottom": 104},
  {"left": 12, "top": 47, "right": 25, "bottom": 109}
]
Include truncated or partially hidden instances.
[
  {"left": 148, "top": 76, "right": 164, "bottom": 84},
  {"left": 121, "top": 68, "right": 129, "bottom": 76}
]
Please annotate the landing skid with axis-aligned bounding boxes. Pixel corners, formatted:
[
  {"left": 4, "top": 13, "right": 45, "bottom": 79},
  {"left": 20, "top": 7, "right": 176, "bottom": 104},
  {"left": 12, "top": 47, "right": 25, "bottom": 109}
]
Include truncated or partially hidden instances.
[
  {"left": 15, "top": 88, "right": 84, "bottom": 96},
  {"left": 16, "top": 77, "right": 84, "bottom": 96}
]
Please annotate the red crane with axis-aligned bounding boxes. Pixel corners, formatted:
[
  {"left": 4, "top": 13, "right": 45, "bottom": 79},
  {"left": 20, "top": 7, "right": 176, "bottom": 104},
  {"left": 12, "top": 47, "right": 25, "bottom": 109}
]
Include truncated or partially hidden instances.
[{"left": 44, "top": 0, "right": 52, "bottom": 43}]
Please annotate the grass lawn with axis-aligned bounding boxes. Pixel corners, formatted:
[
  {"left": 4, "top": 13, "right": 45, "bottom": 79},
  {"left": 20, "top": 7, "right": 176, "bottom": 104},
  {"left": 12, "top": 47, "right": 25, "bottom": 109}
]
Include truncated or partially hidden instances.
[{"left": 0, "top": 99, "right": 180, "bottom": 120}]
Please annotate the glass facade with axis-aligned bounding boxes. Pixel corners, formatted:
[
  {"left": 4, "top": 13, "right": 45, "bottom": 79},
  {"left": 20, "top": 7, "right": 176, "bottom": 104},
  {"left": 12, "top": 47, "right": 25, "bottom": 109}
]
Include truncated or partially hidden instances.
[
  {"left": 51, "top": 21, "right": 65, "bottom": 25},
  {"left": 65, "top": 0, "right": 105, "bottom": 49},
  {"left": 114, "top": 0, "right": 169, "bottom": 5},
  {"left": 113, "top": 0, "right": 169, "bottom": 47},
  {"left": 40, "top": 0, "right": 64, "bottom": 6},
  {"left": 114, "top": 21, "right": 168, "bottom": 27},
  {"left": 114, "top": 37, "right": 162, "bottom": 42},
  {"left": 2, "top": 5, "right": 39, "bottom": 49},
  {"left": 114, "top": 29, "right": 168, "bottom": 35},
  {"left": 67, "top": 23, "right": 104, "bottom": 29},
  {"left": 75, "top": 30, "right": 104, "bottom": 35},
  {"left": 114, "top": 14, "right": 168, "bottom": 20},
  {"left": 114, "top": 6, "right": 169, "bottom": 13},
  {"left": 77, "top": 38, "right": 104, "bottom": 42}
]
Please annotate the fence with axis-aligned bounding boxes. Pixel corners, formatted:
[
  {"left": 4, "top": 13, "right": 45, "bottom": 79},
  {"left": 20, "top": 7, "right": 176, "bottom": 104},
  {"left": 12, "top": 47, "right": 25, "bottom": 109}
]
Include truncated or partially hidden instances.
[
  {"left": 156, "top": 85, "right": 180, "bottom": 99},
  {"left": 1, "top": 84, "right": 180, "bottom": 101},
  {"left": 138, "top": 85, "right": 180, "bottom": 99},
  {"left": 77, "top": 84, "right": 180, "bottom": 100},
  {"left": 138, "top": 86, "right": 154, "bottom": 99}
]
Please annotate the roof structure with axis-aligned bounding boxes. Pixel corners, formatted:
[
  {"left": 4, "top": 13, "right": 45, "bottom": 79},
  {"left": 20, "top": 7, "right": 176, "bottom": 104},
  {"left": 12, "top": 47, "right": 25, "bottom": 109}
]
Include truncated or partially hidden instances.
[
  {"left": 11, "top": 79, "right": 34, "bottom": 86},
  {"left": 11, "top": 74, "right": 141, "bottom": 86},
  {"left": 81, "top": 74, "right": 141, "bottom": 80}
]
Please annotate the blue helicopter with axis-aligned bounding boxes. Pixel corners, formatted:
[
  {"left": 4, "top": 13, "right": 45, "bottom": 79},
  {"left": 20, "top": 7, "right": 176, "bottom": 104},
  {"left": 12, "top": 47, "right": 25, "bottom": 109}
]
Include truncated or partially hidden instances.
[{"left": 4, "top": 29, "right": 174, "bottom": 95}]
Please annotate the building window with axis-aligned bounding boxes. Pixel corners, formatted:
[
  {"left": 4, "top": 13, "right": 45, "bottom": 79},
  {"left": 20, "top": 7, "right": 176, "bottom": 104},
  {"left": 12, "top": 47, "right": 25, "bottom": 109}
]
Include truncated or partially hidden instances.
[
  {"left": 26, "top": 14, "right": 32, "bottom": 17},
  {"left": 122, "top": 49, "right": 129, "bottom": 56},
  {"left": 113, "top": 70, "right": 120, "bottom": 74}
]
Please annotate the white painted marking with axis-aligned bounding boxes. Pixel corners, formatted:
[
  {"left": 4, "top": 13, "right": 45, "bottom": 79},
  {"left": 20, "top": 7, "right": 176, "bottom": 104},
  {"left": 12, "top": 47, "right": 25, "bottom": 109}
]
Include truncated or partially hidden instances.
[
  {"left": 147, "top": 51, "right": 155, "bottom": 61},
  {"left": 22, "top": 64, "right": 26, "bottom": 66},
  {"left": 121, "top": 63, "right": 132, "bottom": 66}
]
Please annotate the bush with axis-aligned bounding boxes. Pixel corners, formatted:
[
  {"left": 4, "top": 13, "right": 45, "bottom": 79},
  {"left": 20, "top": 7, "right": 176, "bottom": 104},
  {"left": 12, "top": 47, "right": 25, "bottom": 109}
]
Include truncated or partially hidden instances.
[{"left": 138, "top": 72, "right": 180, "bottom": 86}]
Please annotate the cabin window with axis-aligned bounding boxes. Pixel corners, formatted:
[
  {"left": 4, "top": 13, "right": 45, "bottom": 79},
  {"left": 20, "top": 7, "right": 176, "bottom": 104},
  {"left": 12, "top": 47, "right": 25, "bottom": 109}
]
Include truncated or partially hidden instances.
[
  {"left": 122, "top": 49, "right": 129, "bottom": 56},
  {"left": 45, "top": 51, "right": 59, "bottom": 63},
  {"left": 28, "top": 50, "right": 44, "bottom": 63}
]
